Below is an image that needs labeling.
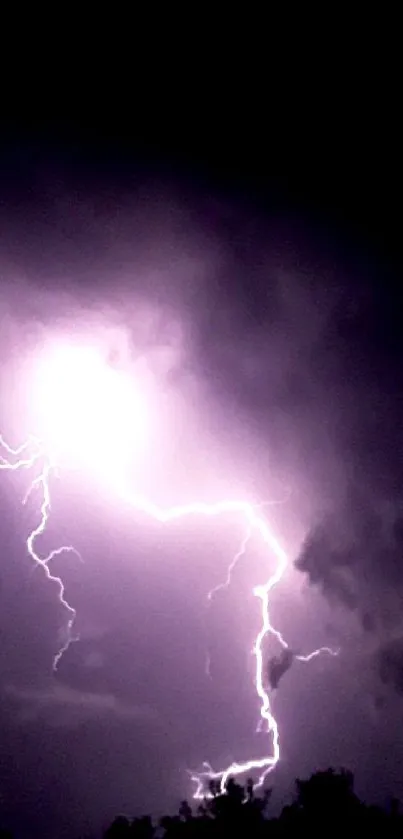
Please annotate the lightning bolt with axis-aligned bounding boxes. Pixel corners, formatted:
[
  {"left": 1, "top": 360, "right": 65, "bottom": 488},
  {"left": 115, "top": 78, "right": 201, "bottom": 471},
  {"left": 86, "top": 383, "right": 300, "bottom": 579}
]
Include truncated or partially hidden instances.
[
  {"left": 207, "top": 524, "right": 252, "bottom": 604},
  {"left": 0, "top": 433, "right": 338, "bottom": 798},
  {"left": 1, "top": 436, "right": 81, "bottom": 666}
]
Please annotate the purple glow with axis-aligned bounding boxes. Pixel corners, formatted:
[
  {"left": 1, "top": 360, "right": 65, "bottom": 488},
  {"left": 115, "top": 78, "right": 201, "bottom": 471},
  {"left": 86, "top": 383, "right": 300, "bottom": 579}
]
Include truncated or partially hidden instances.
[
  {"left": 0, "top": 335, "right": 337, "bottom": 798},
  {"left": 29, "top": 338, "right": 150, "bottom": 486}
]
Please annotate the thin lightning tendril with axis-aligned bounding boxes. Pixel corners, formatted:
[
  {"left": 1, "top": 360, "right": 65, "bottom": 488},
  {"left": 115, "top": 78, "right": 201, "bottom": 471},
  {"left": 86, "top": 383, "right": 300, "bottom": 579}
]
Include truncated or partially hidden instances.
[
  {"left": 0, "top": 433, "right": 338, "bottom": 798},
  {"left": 207, "top": 524, "right": 252, "bottom": 603}
]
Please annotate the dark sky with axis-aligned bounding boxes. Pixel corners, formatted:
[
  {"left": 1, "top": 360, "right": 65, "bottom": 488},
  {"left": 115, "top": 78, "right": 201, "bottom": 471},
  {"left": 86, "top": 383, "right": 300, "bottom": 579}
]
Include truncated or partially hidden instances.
[{"left": 0, "top": 48, "right": 402, "bottom": 836}]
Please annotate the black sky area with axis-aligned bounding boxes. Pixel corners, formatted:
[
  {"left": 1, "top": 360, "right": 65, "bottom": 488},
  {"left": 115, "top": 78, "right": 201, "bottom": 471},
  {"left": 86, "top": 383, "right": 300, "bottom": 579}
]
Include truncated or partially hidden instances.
[{"left": 0, "top": 39, "right": 402, "bottom": 838}]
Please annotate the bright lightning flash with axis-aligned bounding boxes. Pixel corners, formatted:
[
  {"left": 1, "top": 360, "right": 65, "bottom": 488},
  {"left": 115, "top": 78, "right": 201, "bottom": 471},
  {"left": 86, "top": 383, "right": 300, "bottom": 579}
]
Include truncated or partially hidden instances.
[
  {"left": 0, "top": 342, "right": 338, "bottom": 798},
  {"left": 29, "top": 339, "right": 148, "bottom": 485}
]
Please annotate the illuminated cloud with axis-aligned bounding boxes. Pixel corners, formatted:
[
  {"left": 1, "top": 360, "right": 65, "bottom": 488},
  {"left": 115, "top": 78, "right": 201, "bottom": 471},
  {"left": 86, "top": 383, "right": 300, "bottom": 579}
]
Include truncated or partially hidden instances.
[
  {"left": 30, "top": 338, "right": 149, "bottom": 486},
  {"left": 4, "top": 681, "right": 158, "bottom": 728}
]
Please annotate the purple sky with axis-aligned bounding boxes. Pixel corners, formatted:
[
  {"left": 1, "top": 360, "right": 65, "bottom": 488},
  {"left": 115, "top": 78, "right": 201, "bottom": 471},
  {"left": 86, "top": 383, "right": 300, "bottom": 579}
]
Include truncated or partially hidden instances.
[{"left": 1, "top": 171, "right": 403, "bottom": 836}]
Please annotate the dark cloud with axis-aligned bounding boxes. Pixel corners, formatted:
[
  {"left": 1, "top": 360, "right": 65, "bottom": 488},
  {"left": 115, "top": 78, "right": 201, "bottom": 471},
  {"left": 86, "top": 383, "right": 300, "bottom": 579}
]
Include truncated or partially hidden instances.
[
  {"left": 267, "top": 648, "right": 294, "bottom": 691},
  {"left": 277, "top": 244, "right": 403, "bottom": 707},
  {"left": 361, "top": 612, "right": 377, "bottom": 634},
  {"left": 377, "top": 639, "right": 403, "bottom": 697},
  {"left": 295, "top": 480, "right": 403, "bottom": 700},
  {"left": 296, "top": 497, "right": 403, "bottom": 621}
]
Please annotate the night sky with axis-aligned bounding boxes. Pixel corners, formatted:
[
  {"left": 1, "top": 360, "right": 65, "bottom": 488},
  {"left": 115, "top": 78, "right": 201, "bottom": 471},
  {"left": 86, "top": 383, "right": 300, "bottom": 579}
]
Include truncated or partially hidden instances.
[{"left": 0, "top": 51, "right": 402, "bottom": 837}]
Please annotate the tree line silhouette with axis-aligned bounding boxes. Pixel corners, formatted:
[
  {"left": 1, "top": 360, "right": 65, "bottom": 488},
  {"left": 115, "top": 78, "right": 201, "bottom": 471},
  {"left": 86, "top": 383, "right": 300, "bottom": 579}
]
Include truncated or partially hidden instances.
[
  {"left": 102, "top": 768, "right": 400, "bottom": 838},
  {"left": 104, "top": 769, "right": 403, "bottom": 839},
  {"left": 1, "top": 767, "right": 401, "bottom": 837}
]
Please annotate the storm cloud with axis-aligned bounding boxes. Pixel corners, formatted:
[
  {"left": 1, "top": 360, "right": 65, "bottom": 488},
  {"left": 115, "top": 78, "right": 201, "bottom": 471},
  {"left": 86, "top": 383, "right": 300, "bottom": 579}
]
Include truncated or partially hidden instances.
[
  {"left": 1, "top": 155, "right": 403, "bottom": 835},
  {"left": 293, "top": 280, "right": 403, "bottom": 701}
]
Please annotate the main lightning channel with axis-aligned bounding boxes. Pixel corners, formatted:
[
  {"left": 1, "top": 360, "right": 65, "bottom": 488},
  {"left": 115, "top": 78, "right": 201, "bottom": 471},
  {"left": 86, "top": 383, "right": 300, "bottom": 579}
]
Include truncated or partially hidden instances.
[{"left": 0, "top": 434, "right": 337, "bottom": 797}]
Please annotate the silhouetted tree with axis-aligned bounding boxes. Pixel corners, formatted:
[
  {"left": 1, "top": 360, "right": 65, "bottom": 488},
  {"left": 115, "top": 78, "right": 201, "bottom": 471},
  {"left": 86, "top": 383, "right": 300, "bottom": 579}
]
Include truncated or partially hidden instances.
[
  {"left": 284, "top": 767, "right": 362, "bottom": 833},
  {"left": 104, "top": 814, "right": 131, "bottom": 839},
  {"left": 101, "top": 766, "right": 403, "bottom": 839}
]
